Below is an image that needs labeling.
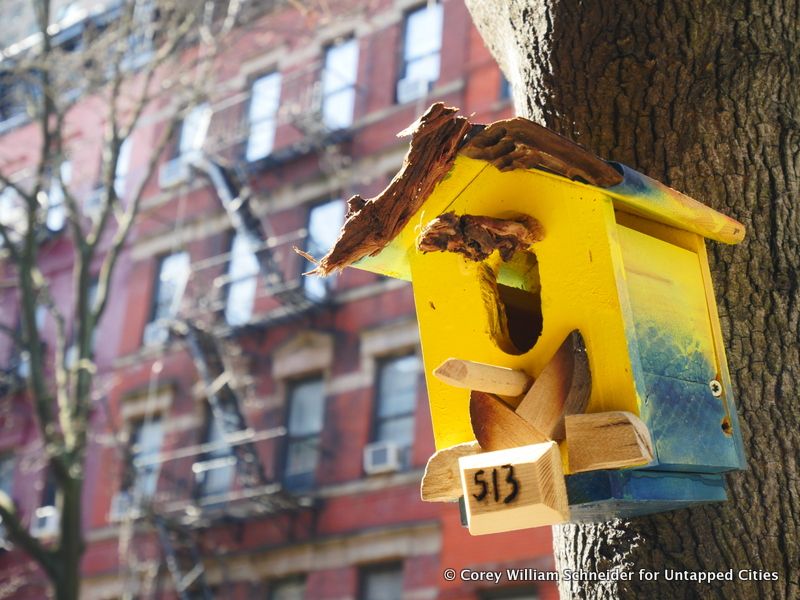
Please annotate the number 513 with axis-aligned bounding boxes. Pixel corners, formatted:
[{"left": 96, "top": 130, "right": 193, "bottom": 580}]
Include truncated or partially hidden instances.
[{"left": 472, "top": 464, "right": 520, "bottom": 504}]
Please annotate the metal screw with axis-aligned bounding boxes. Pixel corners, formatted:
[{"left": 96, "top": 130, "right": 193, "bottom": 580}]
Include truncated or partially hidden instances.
[{"left": 709, "top": 380, "right": 723, "bottom": 397}]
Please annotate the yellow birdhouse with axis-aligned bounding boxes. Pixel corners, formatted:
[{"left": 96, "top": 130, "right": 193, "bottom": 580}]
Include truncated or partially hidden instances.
[{"left": 310, "top": 104, "right": 746, "bottom": 534}]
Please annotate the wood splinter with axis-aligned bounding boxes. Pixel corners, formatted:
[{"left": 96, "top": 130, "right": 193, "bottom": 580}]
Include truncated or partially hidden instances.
[
  {"left": 420, "top": 441, "right": 481, "bottom": 502},
  {"left": 470, "top": 390, "right": 548, "bottom": 451},
  {"left": 566, "top": 411, "right": 654, "bottom": 473},
  {"left": 433, "top": 358, "right": 533, "bottom": 397},
  {"left": 515, "top": 330, "right": 591, "bottom": 441},
  {"left": 417, "top": 212, "right": 544, "bottom": 262}
]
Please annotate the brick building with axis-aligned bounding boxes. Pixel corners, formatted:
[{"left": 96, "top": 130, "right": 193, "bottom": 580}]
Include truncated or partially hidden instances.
[{"left": 0, "top": 1, "right": 558, "bottom": 598}]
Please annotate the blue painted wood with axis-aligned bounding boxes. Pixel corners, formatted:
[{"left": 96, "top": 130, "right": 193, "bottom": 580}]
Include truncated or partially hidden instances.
[{"left": 566, "top": 469, "right": 728, "bottom": 522}]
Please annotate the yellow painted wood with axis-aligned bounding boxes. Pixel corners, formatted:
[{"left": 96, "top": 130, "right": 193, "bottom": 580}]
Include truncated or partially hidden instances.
[{"left": 404, "top": 159, "right": 641, "bottom": 464}]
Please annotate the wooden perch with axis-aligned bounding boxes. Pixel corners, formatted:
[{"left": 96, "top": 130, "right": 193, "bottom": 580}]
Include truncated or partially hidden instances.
[
  {"left": 515, "top": 330, "right": 591, "bottom": 441},
  {"left": 420, "top": 441, "right": 481, "bottom": 502},
  {"left": 417, "top": 212, "right": 544, "bottom": 262},
  {"left": 459, "top": 442, "right": 569, "bottom": 535},
  {"left": 470, "top": 391, "right": 548, "bottom": 451},
  {"left": 566, "top": 411, "right": 654, "bottom": 473},
  {"left": 433, "top": 358, "right": 532, "bottom": 397}
]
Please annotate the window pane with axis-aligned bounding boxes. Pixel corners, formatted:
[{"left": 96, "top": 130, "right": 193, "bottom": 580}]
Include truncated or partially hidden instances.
[
  {"left": 322, "top": 88, "right": 356, "bottom": 130},
  {"left": 114, "top": 137, "right": 132, "bottom": 198},
  {"left": 376, "top": 415, "right": 414, "bottom": 448},
  {"left": 405, "top": 53, "right": 440, "bottom": 85},
  {"left": 131, "top": 418, "right": 163, "bottom": 498},
  {"left": 153, "top": 251, "right": 189, "bottom": 321},
  {"left": 0, "top": 454, "right": 14, "bottom": 495},
  {"left": 285, "top": 437, "right": 320, "bottom": 476},
  {"left": 46, "top": 161, "right": 71, "bottom": 231},
  {"left": 179, "top": 103, "right": 211, "bottom": 156},
  {"left": 247, "top": 72, "right": 281, "bottom": 161},
  {"left": 250, "top": 73, "right": 281, "bottom": 121},
  {"left": 323, "top": 38, "right": 359, "bottom": 94},
  {"left": 377, "top": 355, "right": 420, "bottom": 418},
  {"left": 271, "top": 578, "right": 306, "bottom": 600},
  {"left": 225, "top": 232, "right": 260, "bottom": 326},
  {"left": 288, "top": 379, "right": 325, "bottom": 436},
  {"left": 362, "top": 565, "right": 403, "bottom": 600},
  {"left": 245, "top": 118, "right": 277, "bottom": 162},
  {"left": 404, "top": 4, "right": 443, "bottom": 61},
  {"left": 0, "top": 187, "right": 26, "bottom": 243},
  {"left": 304, "top": 199, "right": 345, "bottom": 299}
]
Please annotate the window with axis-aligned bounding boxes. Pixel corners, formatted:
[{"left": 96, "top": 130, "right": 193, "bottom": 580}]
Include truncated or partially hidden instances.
[
  {"left": 114, "top": 137, "right": 133, "bottom": 199},
  {"left": 0, "top": 186, "right": 26, "bottom": 246},
  {"left": 303, "top": 199, "right": 345, "bottom": 300},
  {"left": 127, "top": 417, "right": 163, "bottom": 499},
  {"left": 499, "top": 74, "right": 511, "bottom": 101},
  {"left": 121, "top": 0, "right": 155, "bottom": 71},
  {"left": 246, "top": 72, "right": 281, "bottom": 162},
  {"left": 283, "top": 378, "right": 325, "bottom": 491},
  {"left": 176, "top": 103, "right": 212, "bottom": 160},
  {"left": 225, "top": 231, "right": 260, "bottom": 326},
  {"left": 46, "top": 161, "right": 72, "bottom": 232},
  {"left": 0, "top": 453, "right": 13, "bottom": 544},
  {"left": 397, "top": 3, "right": 443, "bottom": 103},
  {"left": 269, "top": 577, "right": 306, "bottom": 600},
  {"left": 0, "top": 72, "right": 28, "bottom": 127},
  {"left": 195, "top": 402, "right": 241, "bottom": 499},
  {"left": 321, "top": 37, "right": 359, "bottom": 130},
  {"left": 149, "top": 251, "right": 190, "bottom": 323},
  {"left": 373, "top": 355, "right": 421, "bottom": 468},
  {"left": 360, "top": 563, "right": 404, "bottom": 600},
  {"left": 144, "top": 251, "right": 189, "bottom": 345}
]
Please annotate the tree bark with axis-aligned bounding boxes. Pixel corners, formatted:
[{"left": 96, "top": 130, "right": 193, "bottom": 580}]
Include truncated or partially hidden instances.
[{"left": 465, "top": 1, "right": 799, "bottom": 598}]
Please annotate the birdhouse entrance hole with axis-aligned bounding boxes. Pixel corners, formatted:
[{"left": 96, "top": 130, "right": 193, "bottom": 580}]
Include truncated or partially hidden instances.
[{"left": 495, "top": 251, "right": 543, "bottom": 355}]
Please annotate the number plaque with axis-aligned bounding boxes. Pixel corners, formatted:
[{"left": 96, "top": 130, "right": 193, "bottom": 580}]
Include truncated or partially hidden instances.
[{"left": 458, "top": 441, "right": 569, "bottom": 535}]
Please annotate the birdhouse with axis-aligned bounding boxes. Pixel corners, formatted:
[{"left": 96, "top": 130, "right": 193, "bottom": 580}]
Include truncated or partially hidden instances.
[{"left": 309, "top": 104, "right": 746, "bottom": 535}]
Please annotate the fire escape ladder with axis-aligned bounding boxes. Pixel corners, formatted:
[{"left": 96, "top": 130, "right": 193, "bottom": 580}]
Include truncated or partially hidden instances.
[
  {"left": 182, "top": 321, "right": 269, "bottom": 490},
  {"left": 190, "top": 155, "right": 316, "bottom": 313},
  {"left": 153, "top": 515, "right": 214, "bottom": 600}
]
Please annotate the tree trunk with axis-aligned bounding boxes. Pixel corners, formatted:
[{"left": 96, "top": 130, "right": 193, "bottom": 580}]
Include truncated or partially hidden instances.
[{"left": 465, "top": 1, "right": 799, "bottom": 598}]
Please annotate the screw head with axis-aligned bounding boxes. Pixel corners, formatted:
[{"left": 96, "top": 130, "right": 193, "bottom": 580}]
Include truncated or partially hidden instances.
[{"left": 709, "top": 379, "right": 723, "bottom": 397}]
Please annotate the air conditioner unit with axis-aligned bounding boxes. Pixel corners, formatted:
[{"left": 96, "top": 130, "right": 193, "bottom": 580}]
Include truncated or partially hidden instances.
[
  {"left": 30, "top": 505, "right": 59, "bottom": 539},
  {"left": 108, "top": 491, "right": 138, "bottom": 523},
  {"left": 396, "top": 77, "right": 432, "bottom": 104},
  {"left": 84, "top": 187, "right": 104, "bottom": 219},
  {"left": 158, "top": 156, "right": 191, "bottom": 189},
  {"left": 363, "top": 441, "right": 401, "bottom": 475},
  {"left": 142, "top": 320, "right": 169, "bottom": 347}
]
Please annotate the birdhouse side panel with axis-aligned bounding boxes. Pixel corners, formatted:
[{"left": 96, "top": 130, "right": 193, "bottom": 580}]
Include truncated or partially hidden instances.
[{"left": 614, "top": 219, "right": 743, "bottom": 472}]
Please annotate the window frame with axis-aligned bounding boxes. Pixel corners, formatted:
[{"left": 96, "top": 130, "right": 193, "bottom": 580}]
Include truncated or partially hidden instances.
[
  {"left": 194, "top": 400, "right": 241, "bottom": 500},
  {"left": 147, "top": 250, "right": 190, "bottom": 325},
  {"left": 370, "top": 352, "right": 422, "bottom": 469},
  {"left": 124, "top": 415, "right": 164, "bottom": 501},
  {"left": 282, "top": 375, "right": 326, "bottom": 491},
  {"left": 320, "top": 36, "right": 360, "bottom": 130},
  {"left": 358, "top": 562, "right": 405, "bottom": 600},
  {"left": 245, "top": 71, "right": 282, "bottom": 162},
  {"left": 268, "top": 575, "right": 307, "bottom": 600},
  {"left": 396, "top": 1, "right": 444, "bottom": 103},
  {"left": 224, "top": 229, "right": 260, "bottom": 327},
  {"left": 302, "top": 198, "right": 346, "bottom": 300}
]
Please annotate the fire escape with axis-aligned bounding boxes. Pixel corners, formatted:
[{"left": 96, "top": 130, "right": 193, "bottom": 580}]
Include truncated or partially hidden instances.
[{"left": 116, "top": 59, "right": 353, "bottom": 599}]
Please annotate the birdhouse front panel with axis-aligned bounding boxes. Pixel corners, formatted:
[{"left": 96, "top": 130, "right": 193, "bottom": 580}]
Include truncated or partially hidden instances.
[{"left": 309, "top": 104, "right": 747, "bottom": 531}]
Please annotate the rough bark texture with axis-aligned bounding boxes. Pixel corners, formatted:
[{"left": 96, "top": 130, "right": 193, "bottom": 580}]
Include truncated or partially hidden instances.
[
  {"left": 417, "top": 212, "right": 544, "bottom": 261},
  {"left": 466, "top": 1, "right": 799, "bottom": 599}
]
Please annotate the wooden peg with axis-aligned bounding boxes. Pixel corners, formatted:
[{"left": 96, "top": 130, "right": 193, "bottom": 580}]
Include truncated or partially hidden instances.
[
  {"left": 515, "top": 330, "right": 591, "bottom": 441},
  {"left": 433, "top": 358, "right": 533, "bottom": 397},
  {"left": 566, "top": 411, "right": 654, "bottom": 473},
  {"left": 470, "top": 391, "right": 548, "bottom": 451},
  {"left": 420, "top": 441, "right": 481, "bottom": 502},
  {"left": 459, "top": 442, "right": 569, "bottom": 535}
]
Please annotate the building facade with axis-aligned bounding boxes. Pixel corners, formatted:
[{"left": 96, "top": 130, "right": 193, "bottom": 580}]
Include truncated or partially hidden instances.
[{"left": 0, "top": 1, "right": 558, "bottom": 598}]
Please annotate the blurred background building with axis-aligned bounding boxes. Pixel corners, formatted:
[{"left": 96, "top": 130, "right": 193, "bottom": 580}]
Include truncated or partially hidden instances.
[{"left": 0, "top": 1, "right": 557, "bottom": 598}]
